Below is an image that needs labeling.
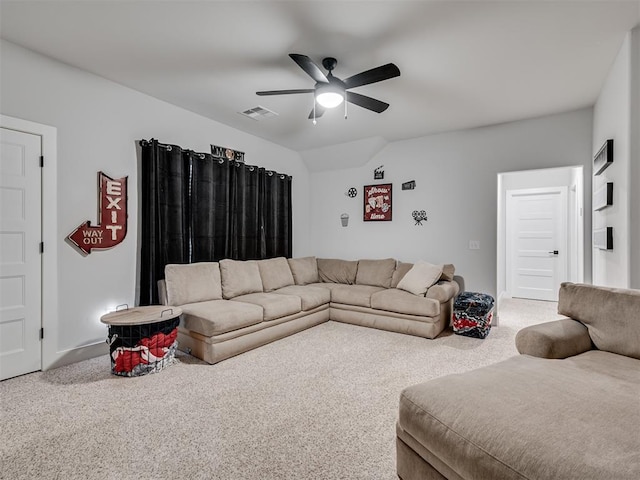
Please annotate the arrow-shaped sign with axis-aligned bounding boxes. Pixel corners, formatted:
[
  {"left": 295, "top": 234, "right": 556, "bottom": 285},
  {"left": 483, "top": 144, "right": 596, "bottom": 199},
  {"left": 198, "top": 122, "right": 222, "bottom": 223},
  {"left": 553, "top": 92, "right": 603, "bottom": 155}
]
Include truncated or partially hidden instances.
[{"left": 68, "top": 172, "right": 128, "bottom": 255}]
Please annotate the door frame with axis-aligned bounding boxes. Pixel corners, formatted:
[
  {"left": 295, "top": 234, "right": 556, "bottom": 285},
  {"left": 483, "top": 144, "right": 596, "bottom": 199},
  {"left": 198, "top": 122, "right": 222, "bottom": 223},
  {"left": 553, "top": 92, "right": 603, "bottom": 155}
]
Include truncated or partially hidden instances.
[
  {"left": 505, "top": 186, "right": 568, "bottom": 301},
  {"left": 1, "top": 114, "right": 58, "bottom": 371},
  {"left": 497, "top": 166, "right": 584, "bottom": 306}
]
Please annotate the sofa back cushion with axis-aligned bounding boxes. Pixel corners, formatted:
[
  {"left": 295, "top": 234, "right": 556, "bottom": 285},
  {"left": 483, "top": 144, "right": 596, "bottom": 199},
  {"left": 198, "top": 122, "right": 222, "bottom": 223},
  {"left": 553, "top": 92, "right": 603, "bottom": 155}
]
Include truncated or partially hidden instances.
[
  {"left": 356, "top": 258, "right": 396, "bottom": 288},
  {"left": 396, "top": 261, "right": 444, "bottom": 296},
  {"left": 287, "top": 256, "right": 319, "bottom": 285},
  {"left": 164, "top": 262, "right": 222, "bottom": 306},
  {"left": 257, "top": 257, "right": 295, "bottom": 292},
  {"left": 219, "top": 259, "right": 264, "bottom": 299},
  {"left": 317, "top": 258, "right": 358, "bottom": 284},
  {"left": 558, "top": 282, "right": 640, "bottom": 359}
]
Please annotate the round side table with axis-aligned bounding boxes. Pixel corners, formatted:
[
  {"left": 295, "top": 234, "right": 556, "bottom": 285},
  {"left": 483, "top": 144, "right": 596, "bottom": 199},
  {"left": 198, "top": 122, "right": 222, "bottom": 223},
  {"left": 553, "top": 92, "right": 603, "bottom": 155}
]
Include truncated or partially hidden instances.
[{"left": 100, "top": 305, "right": 182, "bottom": 377}]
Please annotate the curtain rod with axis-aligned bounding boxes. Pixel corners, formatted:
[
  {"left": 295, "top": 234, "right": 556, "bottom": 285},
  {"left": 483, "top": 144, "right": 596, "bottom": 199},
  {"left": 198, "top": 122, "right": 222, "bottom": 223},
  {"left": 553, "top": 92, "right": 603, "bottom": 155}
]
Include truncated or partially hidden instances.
[{"left": 139, "top": 139, "right": 292, "bottom": 180}]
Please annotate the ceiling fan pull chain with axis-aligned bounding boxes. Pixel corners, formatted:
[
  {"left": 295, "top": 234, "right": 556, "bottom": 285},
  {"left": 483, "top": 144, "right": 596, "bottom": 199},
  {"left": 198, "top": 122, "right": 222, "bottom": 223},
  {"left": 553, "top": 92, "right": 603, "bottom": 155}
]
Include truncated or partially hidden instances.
[{"left": 344, "top": 99, "right": 348, "bottom": 120}]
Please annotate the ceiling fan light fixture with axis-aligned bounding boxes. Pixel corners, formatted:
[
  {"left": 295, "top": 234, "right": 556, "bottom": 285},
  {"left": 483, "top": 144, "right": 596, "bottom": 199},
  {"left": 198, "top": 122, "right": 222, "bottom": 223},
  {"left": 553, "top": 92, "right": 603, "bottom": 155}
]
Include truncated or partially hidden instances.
[{"left": 315, "top": 85, "right": 344, "bottom": 108}]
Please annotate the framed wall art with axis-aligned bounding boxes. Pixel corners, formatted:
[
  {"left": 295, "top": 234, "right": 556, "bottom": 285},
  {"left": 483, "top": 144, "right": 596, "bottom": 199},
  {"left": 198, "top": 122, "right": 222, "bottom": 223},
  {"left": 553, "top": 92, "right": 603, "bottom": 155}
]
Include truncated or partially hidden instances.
[{"left": 364, "top": 183, "right": 392, "bottom": 221}]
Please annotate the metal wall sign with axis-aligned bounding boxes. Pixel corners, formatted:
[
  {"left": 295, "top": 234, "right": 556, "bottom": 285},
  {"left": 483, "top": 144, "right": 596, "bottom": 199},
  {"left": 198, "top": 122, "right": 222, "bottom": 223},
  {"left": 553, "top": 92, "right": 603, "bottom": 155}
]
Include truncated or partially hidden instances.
[
  {"left": 68, "top": 172, "right": 128, "bottom": 255},
  {"left": 211, "top": 144, "right": 245, "bottom": 163}
]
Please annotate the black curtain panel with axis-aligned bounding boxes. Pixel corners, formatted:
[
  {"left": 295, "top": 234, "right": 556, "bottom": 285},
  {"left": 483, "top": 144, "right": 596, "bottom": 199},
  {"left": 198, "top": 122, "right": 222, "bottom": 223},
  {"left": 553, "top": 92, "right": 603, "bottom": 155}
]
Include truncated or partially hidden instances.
[
  {"left": 230, "top": 163, "right": 266, "bottom": 260},
  {"left": 264, "top": 171, "right": 293, "bottom": 258},
  {"left": 138, "top": 139, "right": 292, "bottom": 305},
  {"left": 189, "top": 151, "right": 233, "bottom": 262},
  {"left": 139, "top": 140, "right": 190, "bottom": 305}
]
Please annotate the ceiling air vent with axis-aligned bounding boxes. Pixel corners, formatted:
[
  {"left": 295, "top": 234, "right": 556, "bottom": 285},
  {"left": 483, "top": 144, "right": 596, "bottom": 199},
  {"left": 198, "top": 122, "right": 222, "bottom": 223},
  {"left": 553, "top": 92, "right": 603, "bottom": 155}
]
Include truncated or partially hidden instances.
[{"left": 239, "top": 105, "right": 278, "bottom": 121}]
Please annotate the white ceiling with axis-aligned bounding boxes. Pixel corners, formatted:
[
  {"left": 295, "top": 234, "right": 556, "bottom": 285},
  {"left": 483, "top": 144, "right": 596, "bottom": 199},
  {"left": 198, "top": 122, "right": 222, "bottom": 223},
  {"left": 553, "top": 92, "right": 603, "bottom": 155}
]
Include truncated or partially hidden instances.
[{"left": 1, "top": 1, "right": 639, "bottom": 154}]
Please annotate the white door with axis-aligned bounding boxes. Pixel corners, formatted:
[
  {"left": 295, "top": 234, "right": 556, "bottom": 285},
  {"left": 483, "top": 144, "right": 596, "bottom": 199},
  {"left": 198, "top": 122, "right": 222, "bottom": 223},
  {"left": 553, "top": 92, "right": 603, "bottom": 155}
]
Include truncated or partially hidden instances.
[
  {"left": 506, "top": 187, "right": 567, "bottom": 301},
  {"left": 0, "top": 127, "right": 42, "bottom": 380}
]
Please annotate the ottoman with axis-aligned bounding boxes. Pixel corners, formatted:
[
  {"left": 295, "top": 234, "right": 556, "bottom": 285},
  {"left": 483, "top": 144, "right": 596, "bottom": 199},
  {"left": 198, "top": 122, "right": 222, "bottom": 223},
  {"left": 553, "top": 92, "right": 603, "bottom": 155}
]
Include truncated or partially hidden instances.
[
  {"left": 452, "top": 292, "right": 494, "bottom": 339},
  {"left": 100, "top": 305, "right": 182, "bottom": 376}
]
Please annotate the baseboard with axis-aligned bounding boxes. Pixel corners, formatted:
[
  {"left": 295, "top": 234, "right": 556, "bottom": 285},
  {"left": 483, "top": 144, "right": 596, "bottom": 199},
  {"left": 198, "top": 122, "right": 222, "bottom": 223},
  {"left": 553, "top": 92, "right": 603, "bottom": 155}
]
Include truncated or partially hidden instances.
[{"left": 44, "top": 341, "right": 109, "bottom": 371}]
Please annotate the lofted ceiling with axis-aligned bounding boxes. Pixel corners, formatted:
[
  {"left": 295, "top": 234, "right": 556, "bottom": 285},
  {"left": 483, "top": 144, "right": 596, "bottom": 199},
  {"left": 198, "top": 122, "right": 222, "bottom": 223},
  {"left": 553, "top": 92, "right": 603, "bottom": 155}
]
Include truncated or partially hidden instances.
[{"left": 1, "top": 0, "right": 639, "bottom": 156}]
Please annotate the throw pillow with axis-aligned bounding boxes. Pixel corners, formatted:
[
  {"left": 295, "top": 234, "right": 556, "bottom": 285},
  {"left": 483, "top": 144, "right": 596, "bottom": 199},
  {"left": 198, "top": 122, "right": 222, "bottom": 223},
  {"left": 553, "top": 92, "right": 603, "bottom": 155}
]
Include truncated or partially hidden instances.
[{"left": 396, "top": 260, "right": 444, "bottom": 296}]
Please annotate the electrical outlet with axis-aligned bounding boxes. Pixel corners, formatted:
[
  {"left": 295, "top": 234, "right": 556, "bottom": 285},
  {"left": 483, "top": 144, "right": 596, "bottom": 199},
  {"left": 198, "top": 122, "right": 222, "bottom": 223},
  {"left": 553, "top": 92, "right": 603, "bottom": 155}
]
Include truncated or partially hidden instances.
[{"left": 469, "top": 240, "right": 480, "bottom": 250}]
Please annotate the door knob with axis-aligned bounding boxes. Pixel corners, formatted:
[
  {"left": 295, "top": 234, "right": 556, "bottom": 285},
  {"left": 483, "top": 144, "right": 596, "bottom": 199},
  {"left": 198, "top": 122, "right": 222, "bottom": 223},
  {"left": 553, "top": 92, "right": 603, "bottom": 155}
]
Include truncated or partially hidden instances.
[{"left": 549, "top": 250, "right": 559, "bottom": 255}]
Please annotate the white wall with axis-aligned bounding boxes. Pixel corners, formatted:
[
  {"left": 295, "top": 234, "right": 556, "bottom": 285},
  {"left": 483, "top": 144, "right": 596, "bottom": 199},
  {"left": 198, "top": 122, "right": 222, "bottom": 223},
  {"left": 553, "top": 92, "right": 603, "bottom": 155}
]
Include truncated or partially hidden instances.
[
  {"left": 0, "top": 40, "right": 311, "bottom": 369},
  {"left": 592, "top": 33, "right": 632, "bottom": 288},
  {"left": 309, "top": 109, "right": 593, "bottom": 297}
]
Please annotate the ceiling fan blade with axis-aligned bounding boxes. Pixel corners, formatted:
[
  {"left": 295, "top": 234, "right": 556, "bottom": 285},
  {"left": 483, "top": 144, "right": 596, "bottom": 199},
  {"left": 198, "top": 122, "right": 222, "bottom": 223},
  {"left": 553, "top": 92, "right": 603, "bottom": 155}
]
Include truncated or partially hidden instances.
[
  {"left": 289, "top": 53, "right": 329, "bottom": 84},
  {"left": 256, "top": 89, "right": 314, "bottom": 96},
  {"left": 343, "top": 63, "right": 400, "bottom": 89},
  {"left": 308, "top": 105, "right": 326, "bottom": 120},
  {"left": 346, "top": 91, "right": 389, "bottom": 113}
]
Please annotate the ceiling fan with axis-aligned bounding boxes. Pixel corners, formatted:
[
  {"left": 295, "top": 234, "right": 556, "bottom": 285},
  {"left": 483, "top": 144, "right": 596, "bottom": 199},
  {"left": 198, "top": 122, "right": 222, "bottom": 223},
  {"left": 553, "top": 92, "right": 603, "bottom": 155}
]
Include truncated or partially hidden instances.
[{"left": 256, "top": 54, "right": 400, "bottom": 122}]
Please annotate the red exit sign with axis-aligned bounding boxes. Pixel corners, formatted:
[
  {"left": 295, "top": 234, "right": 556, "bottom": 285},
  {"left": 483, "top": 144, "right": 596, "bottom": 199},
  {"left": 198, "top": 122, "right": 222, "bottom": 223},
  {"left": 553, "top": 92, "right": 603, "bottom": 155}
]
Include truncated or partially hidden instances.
[{"left": 68, "top": 172, "right": 128, "bottom": 255}]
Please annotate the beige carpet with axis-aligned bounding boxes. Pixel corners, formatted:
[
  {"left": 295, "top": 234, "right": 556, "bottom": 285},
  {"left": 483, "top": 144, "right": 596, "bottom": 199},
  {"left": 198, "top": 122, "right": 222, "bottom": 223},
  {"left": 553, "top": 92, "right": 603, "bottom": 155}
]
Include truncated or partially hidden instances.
[{"left": 1, "top": 298, "right": 561, "bottom": 480}]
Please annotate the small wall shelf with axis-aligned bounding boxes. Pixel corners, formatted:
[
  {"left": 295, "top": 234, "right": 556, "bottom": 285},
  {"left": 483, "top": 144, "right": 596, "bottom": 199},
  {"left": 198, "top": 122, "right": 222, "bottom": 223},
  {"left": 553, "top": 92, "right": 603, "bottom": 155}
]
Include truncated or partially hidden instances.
[
  {"left": 594, "top": 227, "right": 613, "bottom": 250},
  {"left": 593, "top": 139, "right": 613, "bottom": 176},
  {"left": 593, "top": 182, "right": 614, "bottom": 211}
]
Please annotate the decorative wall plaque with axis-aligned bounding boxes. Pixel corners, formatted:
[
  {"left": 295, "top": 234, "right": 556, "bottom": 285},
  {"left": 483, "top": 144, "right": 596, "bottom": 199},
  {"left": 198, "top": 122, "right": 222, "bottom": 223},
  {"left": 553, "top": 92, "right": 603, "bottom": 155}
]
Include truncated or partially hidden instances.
[
  {"left": 593, "top": 182, "right": 614, "bottom": 211},
  {"left": 364, "top": 183, "right": 392, "bottom": 221},
  {"left": 374, "top": 165, "right": 384, "bottom": 180},
  {"left": 593, "top": 227, "right": 613, "bottom": 250},
  {"left": 68, "top": 172, "right": 128, "bottom": 255},
  {"left": 412, "top": 210, "right": 427, "bottom": 225},
  {"left": 211, "top": 144, "right": 245, "bottom": 163},
  {"left": 593, "top": 139, "right": 613, "bottom": 176}
]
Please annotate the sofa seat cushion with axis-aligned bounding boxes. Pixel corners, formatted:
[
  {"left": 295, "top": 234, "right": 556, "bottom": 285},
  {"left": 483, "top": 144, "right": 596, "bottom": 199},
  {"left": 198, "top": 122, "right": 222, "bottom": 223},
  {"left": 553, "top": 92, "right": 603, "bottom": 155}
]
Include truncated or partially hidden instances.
[
  {"left": 231, "top": 292, "right": 302, "bottom": 321},
  {"left": 330, "top": 284, "right": 385, "bottom": 308},
  {"left": 307, "top": 282, "right": 342, "bottom": 293},
  {"left": 272, "top": 285, "right": 330, "bottom": 311},
  {"left": 180, "top": 300, "right": 263, "bottom": 336},
  {"left": 399, "top": 351, "right": 640, "bottom": 480},
  {"left": 371, "top": 289, "right": 440, "bottom": 317}
]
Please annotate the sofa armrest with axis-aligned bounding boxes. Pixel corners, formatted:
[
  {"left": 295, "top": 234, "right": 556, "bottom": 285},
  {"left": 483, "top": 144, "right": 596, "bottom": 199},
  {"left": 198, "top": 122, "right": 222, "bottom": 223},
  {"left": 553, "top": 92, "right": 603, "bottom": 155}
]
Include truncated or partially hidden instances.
[
  {"left": 157, "top": 279, "right": 168, "bottom": 306},
  {"left": 515, "top": 318, "right": 593, "bottom": 359},
  {"left": 425, "top": 280, "right": 460, "bottom": 303}
]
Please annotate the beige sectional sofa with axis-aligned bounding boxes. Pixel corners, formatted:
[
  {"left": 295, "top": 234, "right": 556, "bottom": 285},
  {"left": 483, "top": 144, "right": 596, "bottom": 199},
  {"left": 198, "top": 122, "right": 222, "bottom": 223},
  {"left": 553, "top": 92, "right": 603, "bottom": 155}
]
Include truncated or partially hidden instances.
[
  {"left": 158, "top": 256, "right": 459, "bottom": 364},
  {"left": 396, "top": 282, "right": 640, "bottom": 480}
]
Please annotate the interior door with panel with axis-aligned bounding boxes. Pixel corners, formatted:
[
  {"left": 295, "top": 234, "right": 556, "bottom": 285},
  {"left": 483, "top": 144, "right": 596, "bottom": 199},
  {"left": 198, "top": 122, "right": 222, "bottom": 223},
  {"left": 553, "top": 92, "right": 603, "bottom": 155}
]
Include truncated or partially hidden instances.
[
  {"left": 0, "top": 127, "right": 42, "bottom": 380},
  {"left": 506, "top": 187, "right": 568, "bottom": 302}
]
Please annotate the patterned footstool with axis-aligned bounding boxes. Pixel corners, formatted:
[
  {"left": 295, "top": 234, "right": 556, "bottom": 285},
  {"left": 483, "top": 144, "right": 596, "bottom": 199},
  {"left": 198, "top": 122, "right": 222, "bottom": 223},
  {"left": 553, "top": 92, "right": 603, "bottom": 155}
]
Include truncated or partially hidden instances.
[{"left": 453, "top": 292, "right": 495, "bottom": 339}]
